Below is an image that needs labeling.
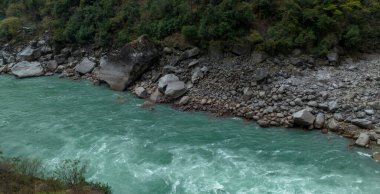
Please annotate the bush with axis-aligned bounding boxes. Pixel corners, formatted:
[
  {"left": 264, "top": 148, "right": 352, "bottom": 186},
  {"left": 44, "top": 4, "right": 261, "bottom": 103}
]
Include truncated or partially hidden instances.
[
  {"left": 0, "top": 17, "right": 22, "bottom": 41},
  {"left": 344, "top": 25, "right": 361, "bottom": 48},
  {"left": 116, "top": 28, "right": 131, "bottom": 47},
  {"left": 5, "top": 3, "right": 26, "bottom": 18},
  {"left": 9, "top": 157, "right": 43, "bottom": 177},
  {"left": 244, "top": 30, "right": 264, "bottom": 45},
  {"left": 0, "top": 153, "right": 112, "bottom": 193},
  {"left": 53, "top": 159, "right": 87, "bottom": 186},
  {"left": 182, "top": 25, "right": 198, "bottom": 41}
]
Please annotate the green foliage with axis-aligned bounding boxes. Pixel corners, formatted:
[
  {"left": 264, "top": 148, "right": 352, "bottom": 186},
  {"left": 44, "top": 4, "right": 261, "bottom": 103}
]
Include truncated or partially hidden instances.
[
  {"left": 116, "top": 28, "right": 131, "bottom": 47},
  {"left": 344, "top": 25, "right": 361, "bottom": 47},
  {"left": 5, "top": 3, "right": 26, "bottom": 17},
  {"left": 0, "top": 0, "right": 379, "bottom": 53},
  {"left": 244, "top": 30, "right": 264, "bottom": 45},
  {"left": 53, "top": 159, "right": 87, "bottom": 186},
  {"left": 0, "top": 17, "right": 22, "bottom": 41},
  {"left": 266, "top": 0, "right": 380, "bottom": 54},
  {"left": 182, "top": 25, "right": 198, "bottom": 41}
]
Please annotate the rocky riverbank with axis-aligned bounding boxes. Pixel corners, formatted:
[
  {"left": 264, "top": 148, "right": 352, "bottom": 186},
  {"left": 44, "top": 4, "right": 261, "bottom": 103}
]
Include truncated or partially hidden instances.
[{"left": 1, "top": 36, "right": 380, "bottom": 160}]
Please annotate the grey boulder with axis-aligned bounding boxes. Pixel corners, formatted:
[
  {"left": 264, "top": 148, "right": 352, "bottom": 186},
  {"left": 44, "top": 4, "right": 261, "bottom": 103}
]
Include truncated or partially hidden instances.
[
  {"left": 328, "top": 101, "right": 339, "bottom": 112},
  {"left": 75, "top": 57, "right": 95, "bottom": 74},
  {"left": 351, "top": 119, "right": 373, "bottom": 129},
  {"left": 158, "top": 74, "right": 179, "bottom": 92},
  {"left": 314, "top": 113, "right": 325, "bottom": 129},
  {"left": 17, "top": 46, "right": 41, "bottom": 61},
  {"left": 180, "top": 47, "right": 200, "bottom": 60},
  {"left": 326, "top": 118, "right": 338, "bottom": 130},
  {"left": 293, "top": 109, "right": 315, "bottom": 127},
  {"left": 355, "top": 133, "right": 370, "bottom": 147},
  {"left": 98, "top": 36, "right": 159, "bottom": 91},
  {"left": 179, "top": 96, "right": 190, "bottom": 105},
  {"left": 134, "top": 87, "right": 148, "bottom": 98},
  {"left": 164, "top": 81, "right": 187, "bottom": 99},
  {"left": 11, "top": 61, "right": 44, "bottom": 78},
  {"left": 327, "top": 52, "right": 339, "bottom": 63},
  {"left": 45, "top": 60, "right": 58, "bottom": 72},
  {"left": 255, "top": 68, "right": 268, "bottom": 82}
]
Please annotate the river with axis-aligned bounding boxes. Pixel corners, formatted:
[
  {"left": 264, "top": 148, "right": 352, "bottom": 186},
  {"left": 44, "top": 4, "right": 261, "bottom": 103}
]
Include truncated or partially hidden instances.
[{"left": 0, "top": 75, "right": 379, "bottom": 194}]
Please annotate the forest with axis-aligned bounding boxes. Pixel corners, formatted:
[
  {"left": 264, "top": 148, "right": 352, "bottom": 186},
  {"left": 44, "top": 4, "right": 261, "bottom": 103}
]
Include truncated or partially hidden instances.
[{"left": 0, "top": 0, "right": 379, "bottom": 54}]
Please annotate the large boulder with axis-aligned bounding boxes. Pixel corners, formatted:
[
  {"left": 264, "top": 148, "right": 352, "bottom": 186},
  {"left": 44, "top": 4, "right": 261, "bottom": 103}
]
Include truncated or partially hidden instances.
[
  {"left": 355, "top": 133, "right": 370, "bottom": 147},
  {"left": 328, "top": 101, "right": 339, "bottom": 112},
  {"left": 255, "top": 68, "right": 268, "bottom": 82},
  {"left": 17, "top": 46, "right": 41, "bottom": 61},
  {"left": 75, "top": 57, "right": 95, "bottom": 74},
  {"left": 327, "top": 52, "right": 339, "bottom": 63},
  {"left": 134, "top": 87, "right": 148, "bottom": 98},
  {"left": 11, "top": 61, "right": 44, "bottom": 78},
  {"left": 164, "top": 81, "right": 187, "bottom": 99},
  {"left": 158, "top": 74, "right": 179, "bottom": 92},
  {"left": 326, "top": 118, "right": 338, "bottom": 130},
  {"left": 314, "top": 113, "right": 325, "bottom": 129},
  {"left": 180, "top": 47, "right": 200, "bottom": 60},
  {"left": 45, "top": 60, "right": 58, "bottom": 72},
  {"left": 54, "top": 54, "right": 66, "bottom": 65},
  {"left": 98, "top": 36, "right": 159, "bottom": 91},
  {"left": 179, "top": 96, "right": 190, "bottom": 105},
  {"left": 351, "top": 119, "right": 373, "bottom": 129},
  {"left": 293, "top": 109, "right": 315, "bottom": 127}
]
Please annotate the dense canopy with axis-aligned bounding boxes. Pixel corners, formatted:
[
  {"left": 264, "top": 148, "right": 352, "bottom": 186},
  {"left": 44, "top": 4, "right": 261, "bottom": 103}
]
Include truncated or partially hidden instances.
[{"left": 0, "top": 0, "right": 379, "bottom": 54}]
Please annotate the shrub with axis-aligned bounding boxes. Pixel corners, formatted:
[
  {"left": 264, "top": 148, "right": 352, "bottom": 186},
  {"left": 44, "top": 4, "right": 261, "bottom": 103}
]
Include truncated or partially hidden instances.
[
  {"left": 344, "top": 25, "right": 361, "bottom": 48},
  {"left": 9, "top": 157, "right": 43, "bottom": 177},
  {"left": 0, "top": 17, "right": 22, "bottom": 41},
  {"left": 116, "top": 28, "right": 131, "bottom": 47},
  {"left": 53, "top": 159, "right": 87, "bottom": 186},
  {"left": 5, "top": 3, "right": 26, "bottom": 18},
  {"left": 182, "top": 25, "right": 198, "bottom": 41},
  {"left": 244, "top": 30, "right": 264, "bottom": 45},
  {"left": 0, "top": 153, "right": 113, "bottom": 193}
]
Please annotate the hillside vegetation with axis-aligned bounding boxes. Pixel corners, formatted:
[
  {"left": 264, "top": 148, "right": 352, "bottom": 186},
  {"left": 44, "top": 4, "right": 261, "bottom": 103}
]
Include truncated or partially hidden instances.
[{"left": 0, "top": 0, "right": 379, "bottom": 55}]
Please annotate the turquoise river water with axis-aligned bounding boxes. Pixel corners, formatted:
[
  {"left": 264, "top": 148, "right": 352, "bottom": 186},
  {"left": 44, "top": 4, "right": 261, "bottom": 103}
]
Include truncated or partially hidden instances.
[{"left": 0, "top": 75, "right": 380, "bottom": 194}]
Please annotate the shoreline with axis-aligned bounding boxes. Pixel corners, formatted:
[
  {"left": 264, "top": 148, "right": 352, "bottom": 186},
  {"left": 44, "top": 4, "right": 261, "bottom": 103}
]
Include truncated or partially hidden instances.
[{"left": 1, "top": 37, "right": 379, "bottom": 161}]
